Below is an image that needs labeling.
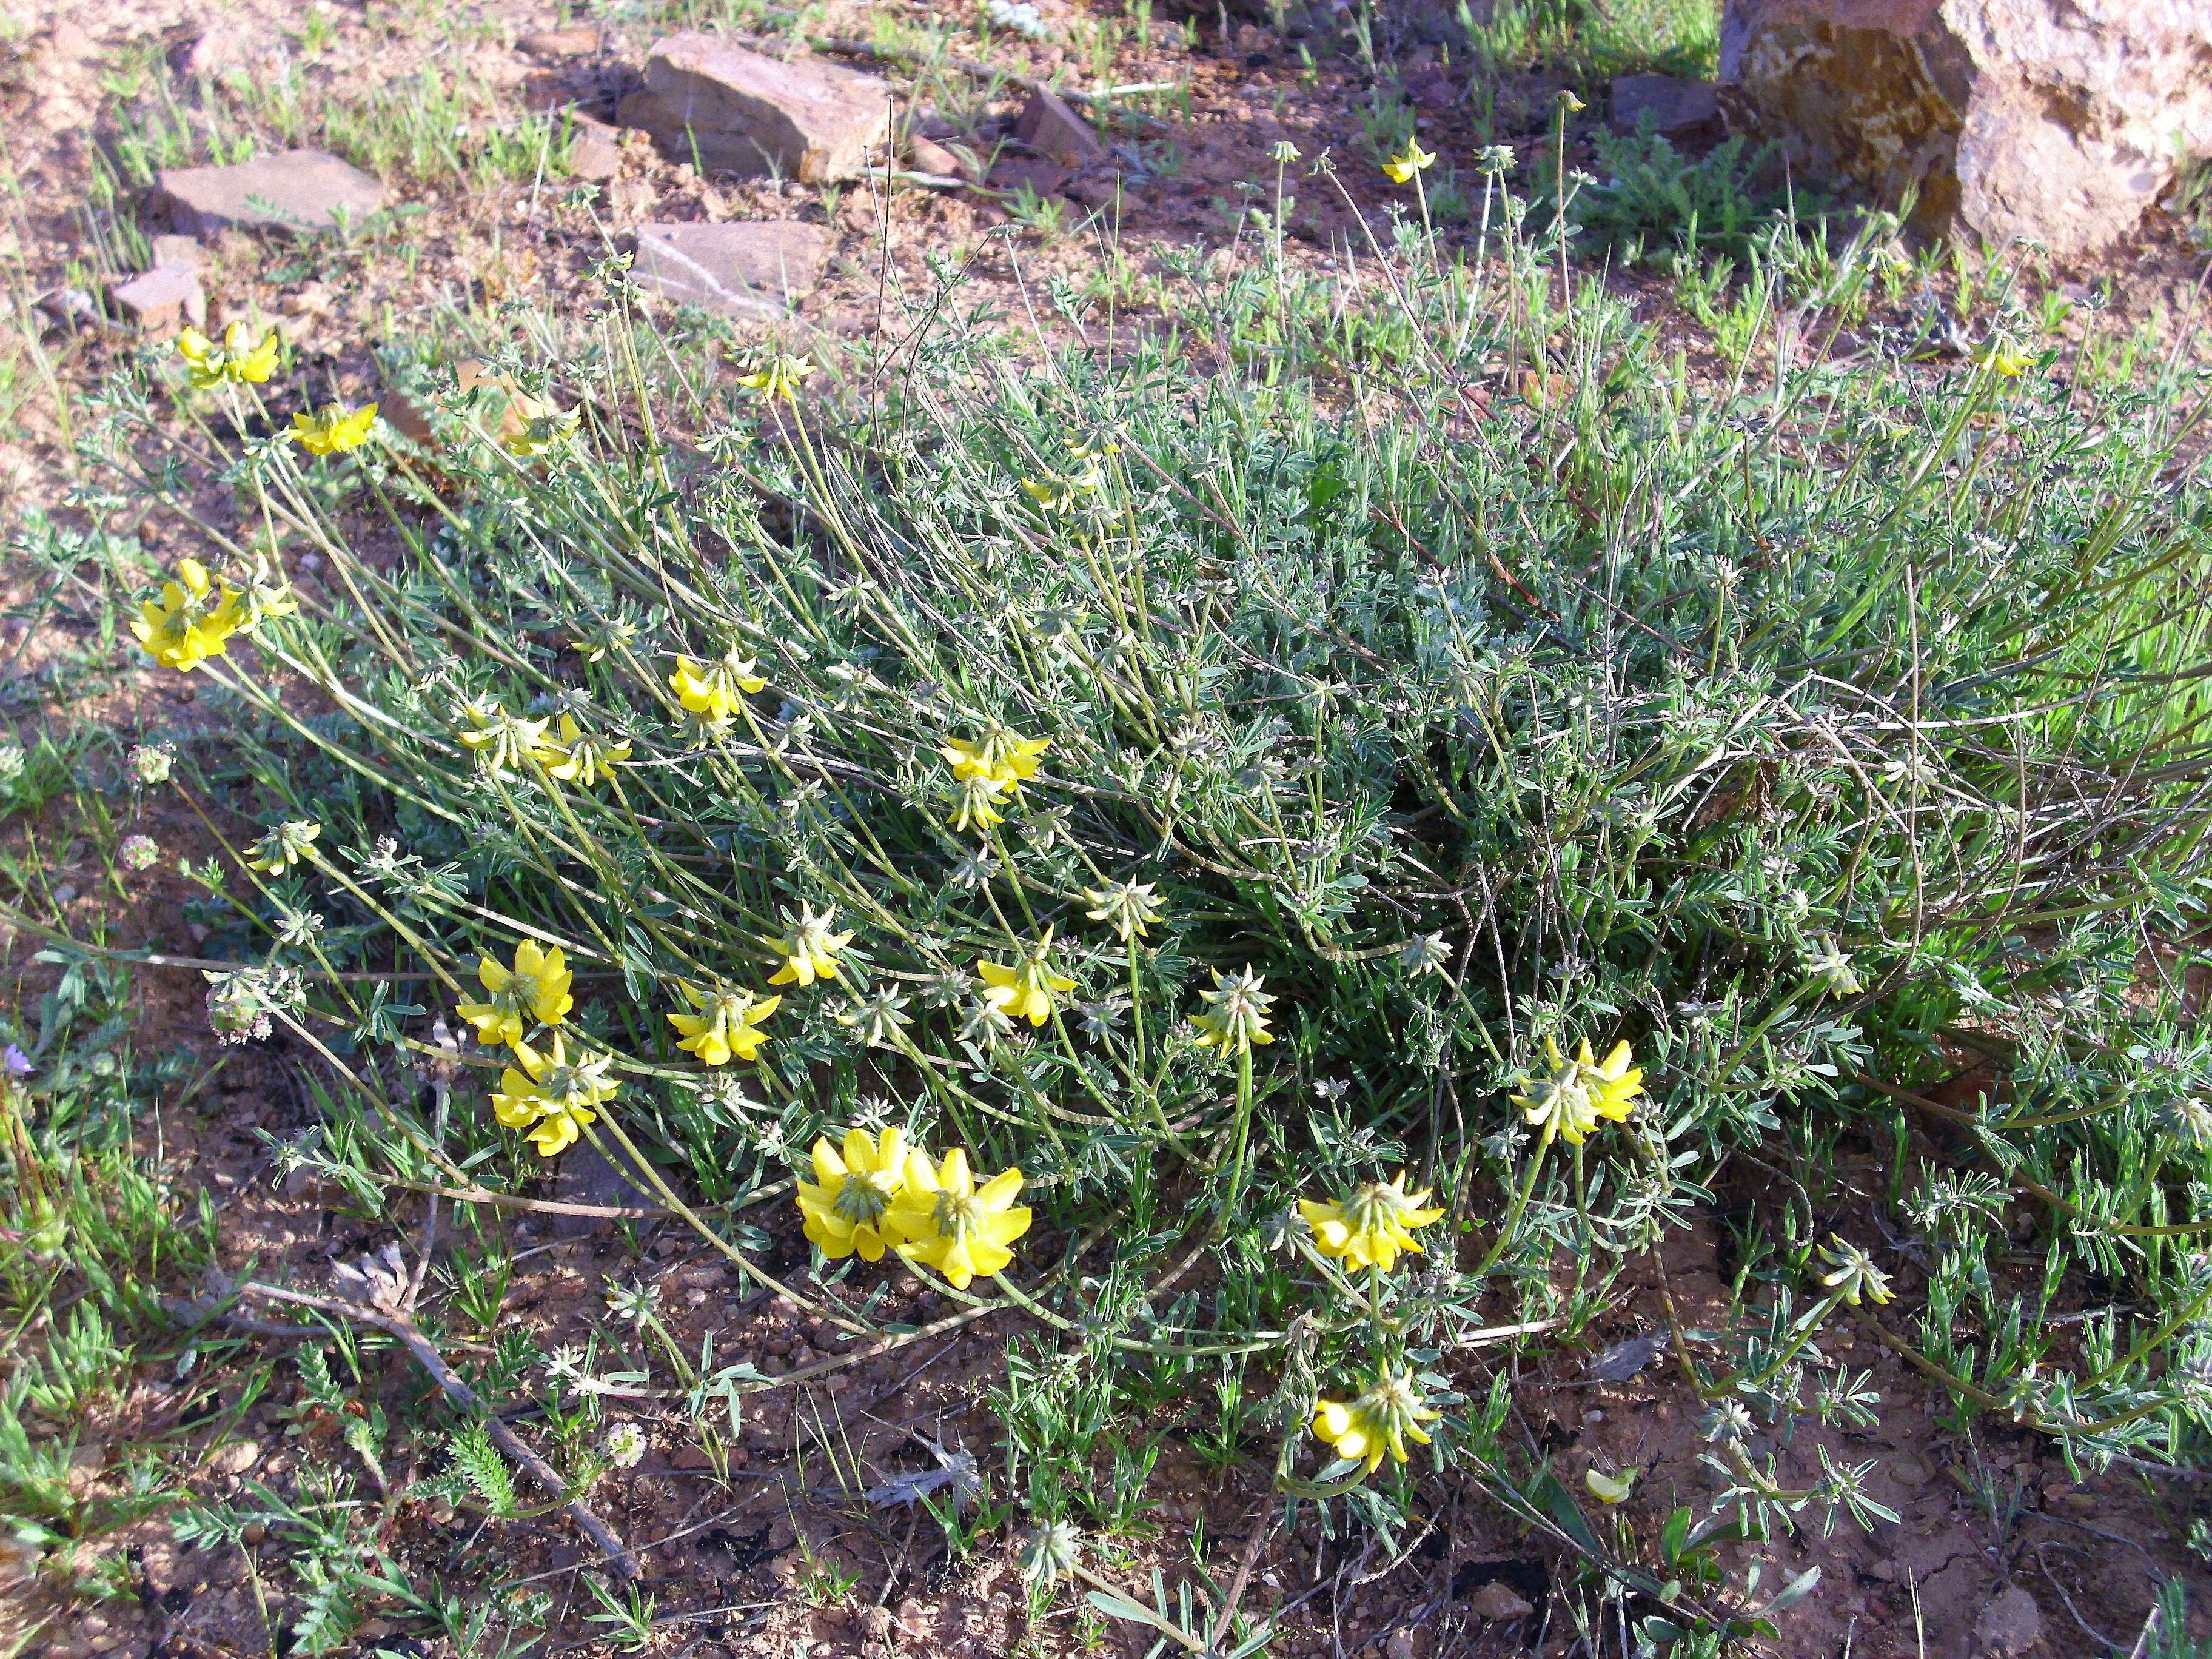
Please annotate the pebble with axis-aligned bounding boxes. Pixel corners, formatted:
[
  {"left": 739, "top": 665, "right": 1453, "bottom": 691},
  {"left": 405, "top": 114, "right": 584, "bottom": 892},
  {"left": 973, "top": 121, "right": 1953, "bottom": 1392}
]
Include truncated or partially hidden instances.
[{"left": 1583, "top": 1409, "right": 1605, "bottom": 1424}]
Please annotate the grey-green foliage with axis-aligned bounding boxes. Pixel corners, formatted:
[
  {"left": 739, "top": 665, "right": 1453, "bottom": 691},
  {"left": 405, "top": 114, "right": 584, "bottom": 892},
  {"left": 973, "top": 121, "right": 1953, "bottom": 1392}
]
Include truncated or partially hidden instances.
[{"left": 89, "top": 184, "right": 2212, "bottom": 1496}]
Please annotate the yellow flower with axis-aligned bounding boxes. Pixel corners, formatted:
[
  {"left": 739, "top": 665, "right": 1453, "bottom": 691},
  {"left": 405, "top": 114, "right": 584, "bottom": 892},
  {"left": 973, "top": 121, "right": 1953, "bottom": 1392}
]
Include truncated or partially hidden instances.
[
  {"left": 290, "top": 402, "right": 379, "bottom": 455},
  {"left": 942, "top": 725, "right": 1050, "bottom": 793},
  {"left": 244, "top": 820, "right": 321, "bottom": 876},
  {"left": 669, "top": 649, "right": 766, "bottom": 723},
  {"left": 1190, "top": 966, "right": 1275, "bottom": 1054},
  {"left": 762, "top": 905, "right": 852, "bottom": 987},
  {"left": 889, "top": 1147, "right": 1033, "bottom": 1289},
  {"left": 976, "top": 929, "right": 1076, "bottom": 1027},
  {"left": 667, "top": 982, "right": 780, "bottom": 1066},
  {"left": 1511, "top": 1037, "right": 1643, "bottom": 1147},
  {"left": 455, "top": 939, "right": 575, "bottom": 1051},
  {"left": 1298, "top": 1172, "right": 1444, "bottom": 1273},
  {"left": 796, "top": 1126, "right": 913, "bottom": 1262},
  {"left": 1381, "top": 139, "right": 1435, "bottom": 184},
  {"left": 1021, "top": 471, "right": 1100, "bottom": 512},
  {"left": 491, "top": 1031, "right": 618, "bottom": 1157},
  {"left": 541, "top": 714, "right": 631, "bottom": 786},
  {"left": 949, "top": 771, "right": 1010, "bottom": 834},
  {"left": 1312, "top": 1367, "right": 1440, "bottom": 1473},
  {"left": 1083, "top": 879, "right": 1163, "bottom": 942},
  {"left": 736, "top": 354, "right": 813, "bottom": 401},
  {"left": 130, "top": 558, "right": 247, "bottom": 671},
  {"left": 1974, "top": 335, "right": 2034, "bottom": 377},
  {"left": 176, "top": 321, "right": 280, "bottom": 388},
  {"left": 503, "top": 391, "right": 581, "bottom": 457},
  {"left": 1817, "top": 1235, "right": 1895, "bottom": 1306},
  {"left": 454, "top": 697, "right": 559, "bottom": 776}
]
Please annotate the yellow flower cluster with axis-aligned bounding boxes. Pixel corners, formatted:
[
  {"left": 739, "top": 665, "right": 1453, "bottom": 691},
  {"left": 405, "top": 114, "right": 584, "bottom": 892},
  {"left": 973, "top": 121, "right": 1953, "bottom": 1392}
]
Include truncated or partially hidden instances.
[
  {"left": 177, "top": 322, "right": 278, "bottom": 388},
  {"left": 796, "top": 1127, "right": 1031, "bottom": 1288},
  {"left": 1511, "top": 1037, "right": 1644, "bottom": 1148},
  {"left": 1299, "top": 1172, "right": 1444, "bottom": 1273},
  {"left": 291, "top": 403, "right": 378, "bottom": 455},
  {"left": 132, "top": 559, "right": 247, "bottom": 672},
  {"left": 453, "top": 940, "right": 618, "bottom": 1156},
  {"left": 666, "top": 982, "right": 780, "bottom": 1066},
  {"left": 1313, "top": 1367, "right": 1442, "bottom": 1473},
  {"left": 977, "top": 928, "right": 1074, "bottom": 1027},
  {"left": 670, "top": 649, "right": 766, "bottom": 724},
  {"left": 454, "top": 699, "right": 629, "bottom": 785},
  {"left": 942, "top": 723, "right": 1050, "bottom": 837}
]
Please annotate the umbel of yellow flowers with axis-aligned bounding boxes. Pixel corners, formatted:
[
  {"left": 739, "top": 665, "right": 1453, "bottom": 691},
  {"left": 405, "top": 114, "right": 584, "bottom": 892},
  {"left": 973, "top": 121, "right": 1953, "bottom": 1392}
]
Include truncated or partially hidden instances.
[
  {"left": 1300, "top": 1172, "right": 1444, "bottom": 1272},
  {"left": 667, "top": 983, "right": 779, "bottom": 1066},
  {"left": 796, "top": 1130, "right": 1032, "bottom": 1289},
  {"left": 177, "top": 321, "right": 278, "bottom": 388},
  {"left": 456, "top": 939, "right": 574, "bottom": 1051},
  {"left": 763, "top": 905, "right": 851, "bottom": 986},
  {"left": 669, "top": 649, "right": 766, "bottom": 723},
  {"left": 291, "top": 403, "right": 378, "bottom": 456},
  {"left": 132, "top": 558, "right": 247, "bottom": 671},
  {"left": 492, "top": 1033, "right": 618, "bottom": 1156},
  {"left": 1312, "top": 1367, "right": 1442, "bottom": 1472},
  {"left": 976, "top": 930, "right": 1074, "bottom": 1026},
  {"left": 1512, "top": 1037, "right": 1644, "bottom": 1147}
]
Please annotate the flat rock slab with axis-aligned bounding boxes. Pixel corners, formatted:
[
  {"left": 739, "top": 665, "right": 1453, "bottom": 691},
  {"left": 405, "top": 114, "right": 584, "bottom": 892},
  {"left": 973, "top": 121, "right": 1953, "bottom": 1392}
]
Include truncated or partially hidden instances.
[
  {"left": 618, "top": 32, "right": 891, "bottom": 183},
  {"left": 634, "top": 220, "right": 825, "bottom": 320},
  {"left": 110, "top": 264, "right": 206, "bottom": 332},
  {"left": 1014, "top": 87, "right": 1107, "bottom": 167},
  {"left": 1609, "top": 73, "right": 1720, "bottom": 136},
  {"left": 158, "top": 149, "right": 385, "bottom": 236}
]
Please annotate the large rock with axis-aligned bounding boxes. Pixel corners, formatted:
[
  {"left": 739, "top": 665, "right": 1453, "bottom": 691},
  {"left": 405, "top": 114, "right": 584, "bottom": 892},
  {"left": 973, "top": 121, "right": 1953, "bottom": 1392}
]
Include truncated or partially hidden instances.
[
  {"left": 633, "top": 221, "right": 826, "bottom": 320},
  {"left": 617, "top": 33, "right": 891, "bottom": 183},
  {"left": 156, "top": 149, "right": 385, "bottom": 236},
  {"left": 1718, "top": 0, "right": 2212, "bottom": 259}
]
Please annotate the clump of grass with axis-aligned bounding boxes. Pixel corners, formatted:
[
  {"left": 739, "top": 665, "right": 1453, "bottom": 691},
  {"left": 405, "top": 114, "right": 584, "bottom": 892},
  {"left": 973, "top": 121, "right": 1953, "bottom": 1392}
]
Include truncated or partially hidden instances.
[{"left": 30, "top": 147, "right": 2212, "bottom": 1654}]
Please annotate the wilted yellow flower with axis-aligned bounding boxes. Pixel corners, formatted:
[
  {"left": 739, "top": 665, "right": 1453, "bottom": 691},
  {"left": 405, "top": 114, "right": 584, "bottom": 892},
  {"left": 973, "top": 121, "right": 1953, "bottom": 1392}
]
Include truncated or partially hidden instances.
[
  {"left": 1381, "top": 139, "right": 1435, "bottom": 184},
  {"left": 796, "top": 1126, "right": 912, "bottom": 1262},
  {"left": 1312, "top": 1368, "right": 1440, "bottom": 1473},
  {"left": 1190, "top": 967, "right": 1275, "bottom": 1054},
  {"left": 1084, "top": 879, "right": 1163, "bottom": 942},
  {"left": 669, "top": 649, "right": 766, "bottom": 723},
  {"left": 454, "top": 697, "right": 558, "bottom": 776},
  {"left": 1021, "top": 471, "right": 1099, "bottom": 512},
  {"left": 503, "top": 391, "right": 581, "bottom": 457},
  {"left": 1298, "top": 1172, "right": 1444, "bottom": 1273},
  {"left": 542, "top": 714, "right": 631, "bottom": 786},
  {"left": 1512, "top": 1037, "right": 1643, "bottom": 1147},
  {"left": 131, "top": 558, "right": 247, "bottom": 671},
  {"left": 762, "top": 905, "right": 852, "bottom": 987},
  {"left": 666, "top": 982, "right": 780, "bottom": 1066},
  {"left": 976, "top": 930, "right": 1075, "bottom": 1027},
  {"left": 244, "top": 820, "right": 321, "bottom": 876},
  {"left": 1817, "top": 1235, "right": 1894, "bottom": 1306},
  {"left": 736, "top": 355, "right": 813, "bottom": 401},
  {"left": 176, "top": 321, "right": 279, "bottom": 388},
  {"left": 890, "top": 1147, "right": 1032, "bottom": 1290},
  {"left": 455, "top": 939, "right": 575, "bottom": 1051},
  {"left": 290, "top": 402, "right": 378, "bottom": 455},
  {"left": 1586, "top": 1467, "right": 1637, "bottom": 1504},
  {"left": 949, "top": 772, "right": 1010, "bottom": 834},
  {"left": 491, "top": 1032, "right": 618, "bottom": 1157}
]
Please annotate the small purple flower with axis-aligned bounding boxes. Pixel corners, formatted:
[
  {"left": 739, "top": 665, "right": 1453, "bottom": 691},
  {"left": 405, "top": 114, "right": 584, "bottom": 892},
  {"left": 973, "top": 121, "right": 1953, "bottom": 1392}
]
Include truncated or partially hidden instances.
[{"left": 2, "top": 1044, "right": 30, "bottom": 1076}]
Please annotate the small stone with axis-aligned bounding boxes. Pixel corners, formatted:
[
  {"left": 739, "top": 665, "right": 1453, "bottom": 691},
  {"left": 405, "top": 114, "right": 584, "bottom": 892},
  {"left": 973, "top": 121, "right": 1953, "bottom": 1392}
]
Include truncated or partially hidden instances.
[
  {"left": 567, "top": 116, "right": 623, "bottom": 183},
  {"left": 53, "top": 885, "right": 78, "bottom": 905},
  {"left": 158, "top": 150, "right": 384, "bottom": 237},
  {"left": 1013, "top": 87, "right": 1107, "bottom": 167},
  {"left": 110, "top": 265, "right": 206, "bottom": 334},
  {"left": 1386, "top": 1632, "right": 1416, "bottom": 1659},
  {"left": 1869, "top": 1560, "right": 1898, "bottom": 1583},
  {"left": 1583, "top": 1409, "right": 1606, "bottom": 1425},
  {"left": 181, "top": 26, "right": 287, "bottom": 80},
  {"left": 520, "top": 28, "right": 600, "bottom": 57},
  {"left": 78, "top": 1615, "right": 108, "bottom": 1638},
  {"left": 147, "top": 233, "right": 206, "bottom": 269},
  {"left": 987, "top": 158, "right": 1069, "bottom": 198},
  {"left": 634, "top": 220, "right": 826, "bottom": 320},
  {"left": 908, "top": 138, "right": 964, "bottom": 178},
  {"left": 1975, "top": 1586, "right": 2042, "bottom": 1658},
  {"left": 672, "top": 1443, "right": 716, "bottom": 1470},
  {"left": 619, "top": 33, "right": 893, "bottom": 183},
  {"left": 1889, "top": 1454, "right": 1933, "bottom": 1487},
  {"left": 1609, "top": 73, "right": 1721, "bottom": 137},
  {"left": 1467, "top": 1582, "right": 1534, "bottom": 1621},
  {"left": 209, "top": 1439, "right": 262, "bottom": 1478}
]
